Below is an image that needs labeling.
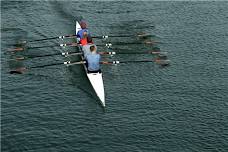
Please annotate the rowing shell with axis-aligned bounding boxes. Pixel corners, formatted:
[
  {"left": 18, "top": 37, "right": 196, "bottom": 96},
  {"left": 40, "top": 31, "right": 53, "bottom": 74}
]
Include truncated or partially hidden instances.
[{"left": 75, "top": 21, "right": 105, "bottom": 107}]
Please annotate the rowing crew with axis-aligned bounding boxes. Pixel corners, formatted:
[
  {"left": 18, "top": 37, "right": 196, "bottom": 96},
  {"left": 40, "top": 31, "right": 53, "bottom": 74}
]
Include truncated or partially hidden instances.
[{"left": 76, "top": 21, "right": 101, "bottom": 73}]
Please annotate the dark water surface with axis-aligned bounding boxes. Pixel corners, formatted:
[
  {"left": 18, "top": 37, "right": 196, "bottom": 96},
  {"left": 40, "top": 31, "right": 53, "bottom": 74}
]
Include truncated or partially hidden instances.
[{"left": 1, "top": 1, "right": 228, "bottom": 152}]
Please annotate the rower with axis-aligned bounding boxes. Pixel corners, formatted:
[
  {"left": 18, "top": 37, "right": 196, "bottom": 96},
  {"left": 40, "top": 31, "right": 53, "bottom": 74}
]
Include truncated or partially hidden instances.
[
  {"left": 80, "top": 31, "right": 88, "bottom": 46},
  {"left": 85, "top": 45, "right": 101, "bottom": 73},
  {"left": 77, "top": 21, "right": 90, "bottom": 40},
  {"left": 82, "top": 36, "right": 96, "bottom": 57}
]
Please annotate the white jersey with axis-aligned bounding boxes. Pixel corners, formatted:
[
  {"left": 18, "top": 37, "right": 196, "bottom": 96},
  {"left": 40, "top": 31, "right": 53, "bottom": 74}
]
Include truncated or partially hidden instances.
[{"left": 82, "top": 44, "right": 97, "bottom": 58}]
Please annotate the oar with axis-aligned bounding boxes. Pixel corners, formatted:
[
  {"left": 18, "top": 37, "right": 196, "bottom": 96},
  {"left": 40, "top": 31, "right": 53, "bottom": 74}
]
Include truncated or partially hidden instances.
[
  {"left": 109, "top": 41, "right": 160, "bottom": 45},
  {"left": 101, "top": 59, "right": 170, "bottom": 66},
  {"left": 99, "top": 51, "right": 167, "bottom": 60},
  {"left": 18, "top": 34, "right": 77, "bottom": 44},
  {"left": 65, "top": 59, "right": 170, "bottom": 67},
  {"left": 9, "top": 42, "right": 112, "bottom": 52},
  {"left": 99, "top": 51, "right": 167, "bottom": 55},
  {"left": 108, "top": 47, "right": 161, "bottom": 52},
  {"left": 10, "top": 44, "right": 61, "bottom": 52},
  {"left": 92, "top": 33, "right": 153, "bottom": 39},
  {"left": 94, "top": 41, "right": 159, "bottom": 49},
  {"left": 9, "top": 42, "right": 85, "bottom": 52},
  {"left": 10, "top": 50, "right": 165, "bottom": 61},
  {"left": 64, "top": 51, "right": 167, "bottom": 57},
  {"left": 15, "top": 33, "right": 152, "bottom": 45},
  {"left": 103, "top": 41, "right": 159, "bottom": 48},
  {"left": 9, "top": 60, "right": 85, "bottom": 74},
  {"left": 10, "top": 52, "right": 83, "bottom": 61},
  {"left": 9, "top": 42, "right": 78, "bottom": 52},
  {"left": 10, "top": 39, "right": 159, "bottom": 52},
  {"left": 10, "top": 58, "right": 170, "bottom": 74},
  {"left": 60, "top": 51, "right": 168, "bottom": 62}
]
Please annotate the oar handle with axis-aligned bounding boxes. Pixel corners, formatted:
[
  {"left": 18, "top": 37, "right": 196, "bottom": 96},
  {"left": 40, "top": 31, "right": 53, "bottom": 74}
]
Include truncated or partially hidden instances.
[
  {"left": 64, "top": 61, "right": 86, "bottom": 66},
  {"left": 59, "top": 34, "right": 77, "bottom": 39},
  {"left": 62, "top": 52, "right": 82, "bottom": 57},
  {"left": 99, "top": 52, "right": 116, "bottom": 55},
  {"left": 60, "top": 42, "right": 79, "bottom": 47}
]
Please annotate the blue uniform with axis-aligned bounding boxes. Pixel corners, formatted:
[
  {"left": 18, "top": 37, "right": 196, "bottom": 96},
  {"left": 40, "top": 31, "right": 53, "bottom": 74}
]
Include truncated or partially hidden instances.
[
  {"left": 77, "top": 29, "right": 90, "bottom": 39},
  {"left": 86, "top": 53, "right": 101, "bottom": 72}
]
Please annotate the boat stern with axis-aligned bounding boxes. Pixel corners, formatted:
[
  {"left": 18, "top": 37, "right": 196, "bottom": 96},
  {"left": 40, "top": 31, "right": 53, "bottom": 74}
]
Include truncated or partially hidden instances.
[{"left": 87, "top": 73, "right": 105, "bottom": 107}]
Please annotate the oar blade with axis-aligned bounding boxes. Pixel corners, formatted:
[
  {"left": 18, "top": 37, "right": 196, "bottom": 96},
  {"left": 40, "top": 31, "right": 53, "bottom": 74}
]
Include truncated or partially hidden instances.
[
  {"left": 155, "top": 59, "right": 170, "bottom": 67},
  {"left": 8, "top": 47, "right": 24, "bottom": 52},
  {"left": 9, "top": 57, "right": 26, "bottom": 61},
  {"left": 137, "top": 33, "right": 154, "bottom": 39},
  {"left": 9, "top": 67, "right": 27, "bottom": 74}
]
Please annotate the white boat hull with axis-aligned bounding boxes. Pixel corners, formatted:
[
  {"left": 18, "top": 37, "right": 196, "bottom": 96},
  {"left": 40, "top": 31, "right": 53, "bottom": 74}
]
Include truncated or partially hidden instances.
[{"left": 75, "top": 21, "right": 105, "bottom": 107}]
